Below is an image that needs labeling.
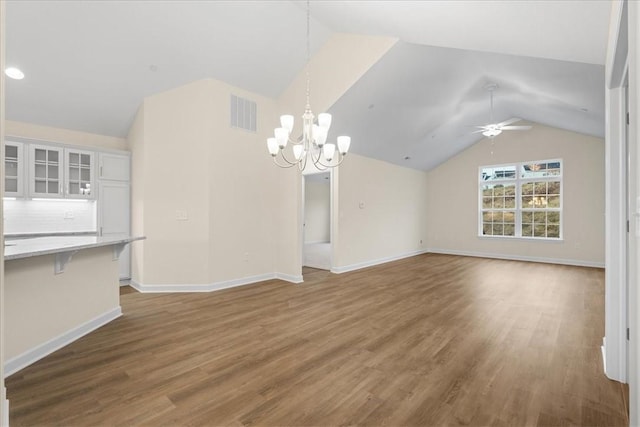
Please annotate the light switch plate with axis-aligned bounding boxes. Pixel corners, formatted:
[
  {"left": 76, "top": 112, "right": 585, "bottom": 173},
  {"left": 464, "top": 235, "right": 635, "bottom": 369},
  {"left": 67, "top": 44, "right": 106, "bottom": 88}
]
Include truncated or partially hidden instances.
[{"left": 176, "top": 210, "right": 188, "bottom": 221}]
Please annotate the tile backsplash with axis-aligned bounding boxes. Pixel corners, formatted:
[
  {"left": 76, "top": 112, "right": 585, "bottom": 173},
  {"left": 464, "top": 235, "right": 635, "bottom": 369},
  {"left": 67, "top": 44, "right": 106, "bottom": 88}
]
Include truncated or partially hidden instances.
[{"left": 4, "top": 199, "right": 97, "bottom": 235}]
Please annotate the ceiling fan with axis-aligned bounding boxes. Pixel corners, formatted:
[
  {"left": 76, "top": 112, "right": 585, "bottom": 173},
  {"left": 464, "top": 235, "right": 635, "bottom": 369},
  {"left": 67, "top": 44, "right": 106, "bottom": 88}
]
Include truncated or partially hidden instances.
[{"left": 473, "top": 83, "right": 531, "bottom": 138}]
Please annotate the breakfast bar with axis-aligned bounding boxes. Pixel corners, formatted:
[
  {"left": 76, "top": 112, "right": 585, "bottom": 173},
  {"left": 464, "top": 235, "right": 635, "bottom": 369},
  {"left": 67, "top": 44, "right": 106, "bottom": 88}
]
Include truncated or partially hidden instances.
[{"left": 4, "top": 235, "right": 144, "bottom": 376}]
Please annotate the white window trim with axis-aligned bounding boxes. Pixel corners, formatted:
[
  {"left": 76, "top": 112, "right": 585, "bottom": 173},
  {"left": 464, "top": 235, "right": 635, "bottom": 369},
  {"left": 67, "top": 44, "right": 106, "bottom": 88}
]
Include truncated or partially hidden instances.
[{"left": 478, "top": 158, "right": 563, "bottom": 240}]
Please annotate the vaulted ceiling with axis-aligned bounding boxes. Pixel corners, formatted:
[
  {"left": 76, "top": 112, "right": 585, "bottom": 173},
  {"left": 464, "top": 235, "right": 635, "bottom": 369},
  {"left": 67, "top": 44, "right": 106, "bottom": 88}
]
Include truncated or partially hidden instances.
[{"left": 4, "top": 1, "right": 611, "bottom": 171}]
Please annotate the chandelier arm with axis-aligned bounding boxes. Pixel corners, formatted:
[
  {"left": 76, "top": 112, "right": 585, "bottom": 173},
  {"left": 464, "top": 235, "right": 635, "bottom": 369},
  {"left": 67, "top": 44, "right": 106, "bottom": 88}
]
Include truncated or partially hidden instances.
[
  {"left": 308, "top": 148, "right": 328, "bottom": 170},
  {"left": 299, "top": 152, "right": 308, "bottom": 171},
  {"left": 312, "top": 151, "right": 344, "bottom": 170},
  {"left": 332, "top": 152, "right": 347, "bottom": 167},
  {"left": 272, "top": 157, "right": 297, "bottom": 169},
  {"left": 279, "top": 150, "right": 301, "bottom": 166}
]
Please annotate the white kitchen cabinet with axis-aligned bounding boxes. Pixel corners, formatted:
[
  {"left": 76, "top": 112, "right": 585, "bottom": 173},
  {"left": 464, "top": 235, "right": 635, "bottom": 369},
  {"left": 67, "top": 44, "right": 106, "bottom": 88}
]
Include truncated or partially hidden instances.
[
  {"left": 99, "top": 181, "right": 131, "bottom": 280},
  {"left": 29, "top": 144, "right": 64, "bottom": 198},
  {"left": 27, "top": 145, "right": 95, "bottom": 200},
  {"left": 5, "top": 141, "right": 25, "bottom": 197},
  {"left": 99, "top": 153, "right": 130, "bottom": 181},
  {"left": 98, "top": 152, "right": 131, "bottom": 280},
  {"left": 65, "top": 149, "right": 95, "bottom": 199}
]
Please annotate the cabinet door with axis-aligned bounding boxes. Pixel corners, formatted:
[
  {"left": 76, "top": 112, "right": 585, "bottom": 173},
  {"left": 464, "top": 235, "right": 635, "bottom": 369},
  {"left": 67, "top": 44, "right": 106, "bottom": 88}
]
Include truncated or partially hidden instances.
[
  {"left": 99, "top": 181, "right": 131, "bottom": 279},
  {"left": 5, "top": 141, "right": 24, "bottom": 197},
  {"left": 99, "top": 153, "right": 130, "bottom": 181},
  {"left": 66, "top": 149, "right": 95, "bottom": 199},
  {"left": 29, "top": 145, "right": 64, "bottom": 198}
]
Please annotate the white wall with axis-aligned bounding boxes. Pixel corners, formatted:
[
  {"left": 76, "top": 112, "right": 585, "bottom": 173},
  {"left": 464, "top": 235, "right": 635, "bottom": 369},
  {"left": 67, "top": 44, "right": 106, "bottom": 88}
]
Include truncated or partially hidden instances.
[
  {"left": 427, "top": 124, "right": 605, "bottom": 267},
  {"left": 304, "top": 180, "right": 330, "bottom": 244},
  {"left": 333, "top": 153, "right": 428, "bottom": 271},
  {"left": 4, "top": 200, "right": 96, "bottom": 235}
]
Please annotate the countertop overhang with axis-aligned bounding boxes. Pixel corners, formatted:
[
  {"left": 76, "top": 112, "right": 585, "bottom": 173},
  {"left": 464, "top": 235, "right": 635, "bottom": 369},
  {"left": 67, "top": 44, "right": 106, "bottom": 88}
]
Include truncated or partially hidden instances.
[{"left": 5, "top": 235, "right": 145, "bottom": 261}]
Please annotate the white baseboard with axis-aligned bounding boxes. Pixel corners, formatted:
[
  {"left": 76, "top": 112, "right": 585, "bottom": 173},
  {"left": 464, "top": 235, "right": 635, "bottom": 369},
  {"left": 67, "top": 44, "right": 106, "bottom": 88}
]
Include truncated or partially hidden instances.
[
  {"left": 4, "top": 306, "right": 122, "bottom": 377},
  {"left": 331, "top": 249, "right": 429, "bottom": 274},
  {"left": 130, "top": 271, "right": 304, "bottom": 293},
  {"left": 426, "top": 248, "right": 605, "bottom": 268},
  {"left": 2, "top": 388, "right": 8, "bottom": 427},
  {"left": 601, "top": 337, "right": 607, "bottom": 375},
  {"left": 275, "top": 272, "right": 304, "bottom": 284}
]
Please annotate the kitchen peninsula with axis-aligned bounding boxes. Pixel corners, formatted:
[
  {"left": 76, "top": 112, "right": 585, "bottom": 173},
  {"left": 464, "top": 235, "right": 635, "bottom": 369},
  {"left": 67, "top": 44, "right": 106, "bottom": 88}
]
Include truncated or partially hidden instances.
[{"left": 4, "top": 235, "right": 144, "bottom": 376}]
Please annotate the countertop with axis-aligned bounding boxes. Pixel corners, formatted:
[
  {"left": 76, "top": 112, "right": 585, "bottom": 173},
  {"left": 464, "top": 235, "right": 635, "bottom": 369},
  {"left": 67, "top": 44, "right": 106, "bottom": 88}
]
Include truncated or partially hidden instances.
[{"left": 5, "top": 235, "right": 145, "bottom": 261}]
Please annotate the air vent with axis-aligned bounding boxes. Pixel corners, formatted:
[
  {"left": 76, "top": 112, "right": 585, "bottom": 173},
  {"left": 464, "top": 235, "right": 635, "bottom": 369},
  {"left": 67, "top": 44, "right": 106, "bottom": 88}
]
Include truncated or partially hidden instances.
[{"left": 230, "top": 94, "right": 257, "bottom": 132}]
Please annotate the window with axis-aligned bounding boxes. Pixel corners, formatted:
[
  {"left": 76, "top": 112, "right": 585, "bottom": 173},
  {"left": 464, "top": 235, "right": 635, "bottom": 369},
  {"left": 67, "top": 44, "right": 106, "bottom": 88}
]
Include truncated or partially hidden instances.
[{"left": 479, "top": 159, "right": 562, "bottom": 239}]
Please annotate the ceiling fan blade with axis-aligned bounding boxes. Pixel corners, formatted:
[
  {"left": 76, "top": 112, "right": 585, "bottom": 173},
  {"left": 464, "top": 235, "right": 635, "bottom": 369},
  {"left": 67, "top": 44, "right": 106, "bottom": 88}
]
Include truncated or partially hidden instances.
[
  {"left": 497, "top": 118, "right": 521, "bottom": 127},
  {"left": 471, "top": 129, "right": 486, "bottom": 134},
  {"left": 501, "top": 126, "right": 532, "bottom": 130}
]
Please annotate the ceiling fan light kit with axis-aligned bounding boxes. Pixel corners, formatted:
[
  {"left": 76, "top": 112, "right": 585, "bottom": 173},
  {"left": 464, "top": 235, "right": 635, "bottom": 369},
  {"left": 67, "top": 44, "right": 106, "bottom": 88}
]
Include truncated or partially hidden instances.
[{"left": 474, "top": 82, "right": 532, "bottom": 139}]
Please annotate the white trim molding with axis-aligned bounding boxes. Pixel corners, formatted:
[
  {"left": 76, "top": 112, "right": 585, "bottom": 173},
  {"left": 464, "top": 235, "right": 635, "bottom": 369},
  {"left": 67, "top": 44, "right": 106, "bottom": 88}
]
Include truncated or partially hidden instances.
[
  {"left": 604, "top": 0, "right": 631, "bottom": 387},
  {"left": 275, "top": 273, "right": 304, "bottom": 284},
  {"left": 331, "top": 249, "right": 429, "bottom": 274},
  {"left": 130, "top": 272, "right": 303, "bottom": 293},
  {"left": 4, "top": 306, "right": 122, "bottom": 377},
  {"left": 426, "top": 248, "right": 604, "bottom": 269},
  {"left": 2, "top": 388, "right": 7, "bottom": 427}
]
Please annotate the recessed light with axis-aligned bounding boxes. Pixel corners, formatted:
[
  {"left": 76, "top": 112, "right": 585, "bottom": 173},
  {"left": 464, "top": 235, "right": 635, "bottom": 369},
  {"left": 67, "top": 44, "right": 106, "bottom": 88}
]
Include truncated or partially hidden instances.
[
  {"left": 404, "top": 156, "right": 411, "bottom": 160},
  {"left": 368, "top": 104, "right": 375, "bottom": 109},
  {"left": 149, "top": 64, "right": 158, "bottom": 72},
  {"left": 5, "top": 67, "right": 24, "bottom": 80},
  {"left": 579, "top": 107, "right": 589, "bottom": 113}
]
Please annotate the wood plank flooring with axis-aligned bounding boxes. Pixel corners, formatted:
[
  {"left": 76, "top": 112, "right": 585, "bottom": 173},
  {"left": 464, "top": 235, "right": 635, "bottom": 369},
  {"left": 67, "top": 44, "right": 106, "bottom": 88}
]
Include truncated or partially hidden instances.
[{"left": 6, "top": 254, "right": 628, "bottom": 426}]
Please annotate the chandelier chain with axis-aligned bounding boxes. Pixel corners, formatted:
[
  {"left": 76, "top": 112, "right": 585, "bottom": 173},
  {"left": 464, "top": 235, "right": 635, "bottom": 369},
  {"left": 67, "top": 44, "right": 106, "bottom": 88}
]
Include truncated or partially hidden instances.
[{"left": 305, "top": 0, "right": 311, "bottom": 110}]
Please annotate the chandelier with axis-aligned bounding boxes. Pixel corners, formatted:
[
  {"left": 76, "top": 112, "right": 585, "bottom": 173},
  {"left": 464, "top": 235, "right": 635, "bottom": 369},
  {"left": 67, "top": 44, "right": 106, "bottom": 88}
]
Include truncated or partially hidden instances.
[{"left": 266, "top": 0, "right": 351, "bottom": 170}]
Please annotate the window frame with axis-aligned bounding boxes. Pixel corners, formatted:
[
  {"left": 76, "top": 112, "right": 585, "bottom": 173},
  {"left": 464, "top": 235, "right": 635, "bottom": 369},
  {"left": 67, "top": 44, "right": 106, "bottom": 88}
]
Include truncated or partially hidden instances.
[{"left": 478, "top": 159, "right": 563, "bottom": 241}]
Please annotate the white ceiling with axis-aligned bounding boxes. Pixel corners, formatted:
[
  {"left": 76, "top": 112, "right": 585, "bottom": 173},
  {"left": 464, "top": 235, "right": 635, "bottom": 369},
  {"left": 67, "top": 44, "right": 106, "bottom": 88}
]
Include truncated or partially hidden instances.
[{"left": 5, "top": 1, "right": 611, "bottom": 171}]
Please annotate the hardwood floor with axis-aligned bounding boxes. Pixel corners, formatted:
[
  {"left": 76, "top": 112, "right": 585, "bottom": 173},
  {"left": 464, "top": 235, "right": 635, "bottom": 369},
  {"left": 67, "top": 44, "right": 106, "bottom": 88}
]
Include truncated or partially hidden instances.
[{"left": 6, "top": 254, "right": 628, "bottom": 426}]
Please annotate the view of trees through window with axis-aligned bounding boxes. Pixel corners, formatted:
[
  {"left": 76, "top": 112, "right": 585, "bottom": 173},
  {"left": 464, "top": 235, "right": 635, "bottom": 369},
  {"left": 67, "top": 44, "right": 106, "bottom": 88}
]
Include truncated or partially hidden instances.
[{"left": 480, "top": 160, "right": 562, "bottom": 239}]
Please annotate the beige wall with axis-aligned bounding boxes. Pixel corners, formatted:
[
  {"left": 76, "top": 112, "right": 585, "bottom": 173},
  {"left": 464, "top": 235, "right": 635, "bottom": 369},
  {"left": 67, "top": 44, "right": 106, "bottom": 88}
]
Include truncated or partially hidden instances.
[
  {"left": 136, "top": 80, "right": 213, "bottom": 285},
  {"left": 427, "top": 124, "right": 605, "bottom": 266},
  {"left": 334, "top": 154, "right": 428, "bottom": 270},
  {"left": 129, "top": 105, "right": 146, "bottom": 283},
  {"left": 6, "top": 120, "right": 127, "bottom": 151},
  {"left": 130, "top": 78, "right": 280, "bottom": 286},
  {"left": 304, "top": 180, "right": 330, "bottom": 243},
  {"left": 207, "top": 80, "right": 279, "bottom": 284},
  {"left": 4, "top": 247, "right": 120, "bottom": 361}
]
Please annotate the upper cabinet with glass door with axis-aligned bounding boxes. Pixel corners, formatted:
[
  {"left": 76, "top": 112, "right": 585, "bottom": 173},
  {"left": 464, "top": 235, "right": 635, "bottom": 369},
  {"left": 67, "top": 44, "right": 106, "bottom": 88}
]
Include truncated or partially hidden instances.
[
  {"left": 5, "top": 141, "right": 25, "bottom": 197},
  {"left": 66, "top": 149, "right": 94, "bottom": 199},
  {"left": 27, "top": 145, "right": 96, "bottom": 199},
  {"left": 30, "top": 144, "right": 64, "bottom": 198}
]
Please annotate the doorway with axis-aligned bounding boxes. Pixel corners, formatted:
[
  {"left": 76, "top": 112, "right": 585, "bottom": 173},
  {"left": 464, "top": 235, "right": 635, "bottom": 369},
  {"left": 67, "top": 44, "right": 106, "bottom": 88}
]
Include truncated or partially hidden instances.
[{"left": 303, "top": 172, "right": 331, "bottom": 271}]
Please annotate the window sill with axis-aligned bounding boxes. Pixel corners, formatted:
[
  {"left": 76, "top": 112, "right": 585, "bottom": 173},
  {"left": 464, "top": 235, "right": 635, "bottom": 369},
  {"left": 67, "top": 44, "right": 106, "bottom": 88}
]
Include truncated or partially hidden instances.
[{"left": 477, "top": 235, "right": 564, "bottom": 243}]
